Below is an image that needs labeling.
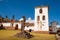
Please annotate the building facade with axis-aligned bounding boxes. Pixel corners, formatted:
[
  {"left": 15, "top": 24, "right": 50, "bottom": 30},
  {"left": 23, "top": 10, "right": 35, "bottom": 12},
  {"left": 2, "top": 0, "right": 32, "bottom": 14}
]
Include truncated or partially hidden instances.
[
  {"left": 34, "top": 6, "right": 49, "bottom": 32},
  {"left": 0, "top": 6, "right": 49, "bottom": 33}
]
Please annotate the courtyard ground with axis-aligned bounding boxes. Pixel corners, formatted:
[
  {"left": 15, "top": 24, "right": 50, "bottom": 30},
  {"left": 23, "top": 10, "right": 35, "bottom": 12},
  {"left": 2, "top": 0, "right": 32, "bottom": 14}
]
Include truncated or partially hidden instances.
[{"left": 0, "top": 30, "right": 56, "bottom": 40}]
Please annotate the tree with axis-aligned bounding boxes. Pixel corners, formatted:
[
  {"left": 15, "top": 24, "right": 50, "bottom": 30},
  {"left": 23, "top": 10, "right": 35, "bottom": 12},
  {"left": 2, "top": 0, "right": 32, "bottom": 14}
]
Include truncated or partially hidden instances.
[
  {"left": 6, "top": 15, "right": 8, "bottom": 19},
  {"left": 5, "top": 15, "right": 8, "bottom": 22},
  {"left": 12, "top": 15, "right": 15, "bottom": 20},
  {"left": 0, "top": 14, "right": 2, "bottom": 23}
]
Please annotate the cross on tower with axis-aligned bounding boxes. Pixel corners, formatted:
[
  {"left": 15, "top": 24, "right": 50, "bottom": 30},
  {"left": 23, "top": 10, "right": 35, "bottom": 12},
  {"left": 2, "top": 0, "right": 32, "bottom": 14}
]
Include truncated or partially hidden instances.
[{"left": 21, "top": 16, "right": 26, "bottom": 32}]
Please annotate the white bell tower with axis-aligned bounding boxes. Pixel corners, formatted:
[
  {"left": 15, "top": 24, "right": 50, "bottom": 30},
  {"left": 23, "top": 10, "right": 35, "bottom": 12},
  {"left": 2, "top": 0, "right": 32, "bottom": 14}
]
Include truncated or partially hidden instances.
[{"left": 34, "top": 6, "right": 49, "bottom": 32}]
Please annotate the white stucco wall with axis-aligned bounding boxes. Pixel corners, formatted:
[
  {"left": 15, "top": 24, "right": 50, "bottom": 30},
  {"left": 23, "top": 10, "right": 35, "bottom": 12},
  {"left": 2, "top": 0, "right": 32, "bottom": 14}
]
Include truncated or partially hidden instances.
[
  {"left": 24, "top": 26, "right": 34, "bottom": 30},
  {"left": 34, "top": 6, "right": 49, "bottom": 31},
  {"left": 1, "top": 23, "right": 11, "bottom": 27},
  {"left": 0, "top": 23, "right": 21, "bottom": 29},
  {"left": 13, "top": 23, "right": 21, "bottom": 29},
  {"left": 0, "top": 22, "right": 34, "bottom": 30}
]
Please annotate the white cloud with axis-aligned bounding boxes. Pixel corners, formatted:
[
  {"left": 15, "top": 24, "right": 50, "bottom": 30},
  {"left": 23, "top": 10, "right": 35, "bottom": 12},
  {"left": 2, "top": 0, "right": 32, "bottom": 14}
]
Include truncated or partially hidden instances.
[
  {"left": 57, "top": 25, "right": 60, "bottom": 28},
  {"left": 26, "top": 17, "right": 34, "bottom": 23},
  {"left": 19, "top": 18, "right": 23, "bottom": 21},
  {"left": 19, "top": 17, "right": 34, "bottom": 23}
]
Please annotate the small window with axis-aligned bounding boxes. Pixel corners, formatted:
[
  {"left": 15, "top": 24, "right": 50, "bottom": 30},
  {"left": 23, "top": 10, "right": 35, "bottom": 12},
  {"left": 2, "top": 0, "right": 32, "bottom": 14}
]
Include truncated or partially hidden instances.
[
  {"left": 43, "top": 15, "right": 45, "bottom": 20},
  {"left": 37, "top": 16, "right": 40, "bottom": 21},
  {"left": 39, "top": 8, "right": 42, "bottom": 13}
]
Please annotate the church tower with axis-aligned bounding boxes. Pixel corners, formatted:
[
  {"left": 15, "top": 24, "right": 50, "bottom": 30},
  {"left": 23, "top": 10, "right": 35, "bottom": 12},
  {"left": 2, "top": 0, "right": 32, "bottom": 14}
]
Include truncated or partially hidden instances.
[{"left": 34, "top": 6, "right": 49, "bottom": 32}]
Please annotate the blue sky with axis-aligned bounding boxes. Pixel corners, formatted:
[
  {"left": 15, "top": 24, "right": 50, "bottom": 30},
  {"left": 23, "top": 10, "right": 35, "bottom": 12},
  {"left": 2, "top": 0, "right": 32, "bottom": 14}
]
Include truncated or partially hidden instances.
[{"left": 0, "top": 0, "right": 60, "bottom": 25}]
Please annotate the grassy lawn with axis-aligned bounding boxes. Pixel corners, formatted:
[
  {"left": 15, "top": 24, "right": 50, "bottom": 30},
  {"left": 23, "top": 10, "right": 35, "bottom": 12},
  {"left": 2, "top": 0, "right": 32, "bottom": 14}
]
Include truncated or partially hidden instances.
[{"left": 0, "top": 30, "right": 56, "bottom": 40}]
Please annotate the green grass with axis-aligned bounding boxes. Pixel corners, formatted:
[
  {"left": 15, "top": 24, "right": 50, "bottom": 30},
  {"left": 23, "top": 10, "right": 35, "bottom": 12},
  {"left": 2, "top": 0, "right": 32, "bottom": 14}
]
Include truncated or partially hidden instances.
[{"left": 0, "top": 30, "right": 56, "bottom": 40}]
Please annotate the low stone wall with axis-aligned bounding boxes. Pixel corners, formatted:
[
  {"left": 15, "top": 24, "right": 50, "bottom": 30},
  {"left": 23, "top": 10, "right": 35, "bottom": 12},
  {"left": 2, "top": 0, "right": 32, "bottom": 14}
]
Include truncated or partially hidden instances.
[{"left": 4, "top": 26, "right": 15, "bottom": 30}]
